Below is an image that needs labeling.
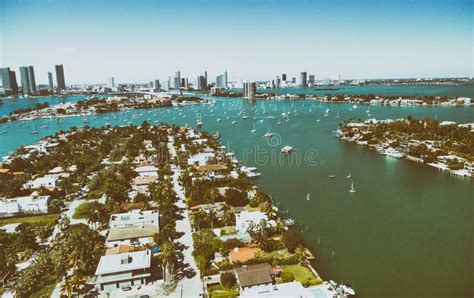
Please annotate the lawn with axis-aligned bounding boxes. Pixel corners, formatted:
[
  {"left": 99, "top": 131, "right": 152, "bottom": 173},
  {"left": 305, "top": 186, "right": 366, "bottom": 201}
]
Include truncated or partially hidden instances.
[
  {"left": 0, "top": 214, "right": 59, "bottom": 225},
  {"left": 208, "top": 285, "right": 239, "bottom": 298},
  {"left": 243, "top": 204, "right": 260, "bottom": 212},
  {"left": 281, "top": 264, "right": 322, "bottom": 285},
  {"left": 72, "top": 202, "right": 92, "bottom": 219}
]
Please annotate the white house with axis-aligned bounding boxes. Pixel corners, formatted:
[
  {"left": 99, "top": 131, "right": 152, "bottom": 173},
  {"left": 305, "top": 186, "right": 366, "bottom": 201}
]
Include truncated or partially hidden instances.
[
  {"left": 95, "top": 250, "right": 151, "bottom": 292},
  {"left": 240, "top": 281, "right": 312, "bottom": 297},
  {"left": 24, "top": 176, "right": 59, "bottom": 189},
  {"left": 0, "top": 194, "right": 49, "bottom": 216},
  {"left": 236, "top": 211, "right": 275, "bottom": 234},
  {"left": 109, "top": 209, "right": 159, "bottom": 230},
  {"left": 134, "top": 165, "right": 158, "bottom": 177}
]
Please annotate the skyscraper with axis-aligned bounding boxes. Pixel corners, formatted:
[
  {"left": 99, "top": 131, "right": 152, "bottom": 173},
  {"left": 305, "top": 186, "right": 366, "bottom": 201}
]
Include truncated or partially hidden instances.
[
  {"left": 28, "top": 66, "right": 37, "bottom": 94},
  {"left": 243, "top": 82, "right": 256, "bottom": 98},
  {"left": 55, "top": 64, "right": 66, "bottom": 91},
  {"left": 308, "top": 75, "right": 315, "bottom": 85},
  {"left": 153, "top": 79, "right": 160, "bottom": 91},
  {"left": 197, "top": 75, "right": 207, "bottom": 90},
  {"left": 0, "top": 68, "right": 18, "bottom": 95},
  {"left": 174, "top": 71, "right": 181, "bottom": 90},
  {"left": 300, "top": 72, "right": 307, "bottom": 87},
  {"left": 282, "top": 73, "right": 287, "bottom": 81},
  {"left": 216, "top": 71, "right": 228, "bottom": 88},
  {"left": 108, "top": 77, "right": 115, "bottom": 88},
  {"left": 48, "top": 72, "right": 54, "bottom": 91},
  {"left": 10, "top": 70, "right": 18, "bottom": 95},
  {"left": 19, "top": 66, "right": 30, "bottom": 94}
]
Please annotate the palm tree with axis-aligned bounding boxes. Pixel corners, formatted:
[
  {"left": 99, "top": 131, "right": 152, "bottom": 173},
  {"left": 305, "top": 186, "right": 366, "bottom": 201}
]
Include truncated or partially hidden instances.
[
  {"left": 60, "top": 277, "right": 73, "bottom": 298},
  {"left": 161, "top": 241, "right": 178, "bottom": 285},
  {"left": 69, "top": 274, "right": 86, "bottom": 295}
]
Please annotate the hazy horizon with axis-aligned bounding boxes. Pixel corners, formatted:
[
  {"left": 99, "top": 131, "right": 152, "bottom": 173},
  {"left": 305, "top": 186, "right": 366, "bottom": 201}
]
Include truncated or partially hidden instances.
[{"left": 1, "top": 0, "right": 473, "bottom": 85}]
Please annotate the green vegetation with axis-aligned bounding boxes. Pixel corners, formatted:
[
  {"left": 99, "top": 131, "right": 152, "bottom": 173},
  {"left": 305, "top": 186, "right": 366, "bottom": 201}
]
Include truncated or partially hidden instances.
[
  {"left": 281, "top": 264, "right": 322, "bottom": 286},
  {"left": 0, "top": 214, "right": 59, "bottom": 225},
  {"left": 208, "top": 284, "right": 239, "bottom": 298},
  {"left": 72, "top": 202, "right": 92, "bottom": 219}
]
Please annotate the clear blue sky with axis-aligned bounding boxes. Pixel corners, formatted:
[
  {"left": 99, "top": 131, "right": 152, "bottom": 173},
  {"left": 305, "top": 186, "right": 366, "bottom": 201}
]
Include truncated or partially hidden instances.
[{"left": 1, "top": 0, "right": 472, "bottom": 84}]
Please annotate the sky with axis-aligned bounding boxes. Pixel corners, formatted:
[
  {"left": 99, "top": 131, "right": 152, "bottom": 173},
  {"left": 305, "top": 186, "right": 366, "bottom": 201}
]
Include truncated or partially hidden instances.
[{"left": 0, "top": 0, "right": 473, "bottom": 84}]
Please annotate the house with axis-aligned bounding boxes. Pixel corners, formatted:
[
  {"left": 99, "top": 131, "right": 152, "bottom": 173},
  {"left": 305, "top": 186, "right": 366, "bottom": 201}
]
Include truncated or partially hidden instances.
[
  {"left": 24, "top": 176, "right": 59, "bottom": 189},
  {"left": 105, "top": 244, "right": 135, "bottom": 256},
  {"left": 106, "top": 226, "right": 157, "bottom": 248},
  {"left": 235, "top": 211, "right": 269, "bottom": 234},
  {"left": 134, "top": 165, "right": 158, "bottom": 177},
  {"left": 0, "top": 194, "right": 49, "bottom": 216},
  {"left": 95, "top": 250, "right": 151, "bottom": 292},
  {"left": 133, "top": 175, "right": 158, "bottom": 193},
  {"left": 234, "top": 263, "right": 275, "bottom": 290},
  {"left": 109, "top": 209, "right": 159, "bottom": 229},
  {"left": 240, "top": 281, "right": 312, "bottom": 297},
  {"left": 229, "top": 247, "right": 260, "bottom": 263}
]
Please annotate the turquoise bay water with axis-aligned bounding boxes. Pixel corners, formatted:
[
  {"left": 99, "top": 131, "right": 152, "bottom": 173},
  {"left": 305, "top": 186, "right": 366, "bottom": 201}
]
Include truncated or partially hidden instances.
[
  {"left": 259, "top": 84, "right": 474, "bottom": 97},
  {"left": 0, "top": 89, "right": 473, "bottom": 297}
]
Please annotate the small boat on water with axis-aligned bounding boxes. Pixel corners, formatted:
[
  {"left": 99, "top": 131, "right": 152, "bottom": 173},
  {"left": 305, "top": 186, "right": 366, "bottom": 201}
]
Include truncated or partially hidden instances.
[
  {"left": 263, "top": 131, "right": 273, "bottom": 138},
  {"left": 30, "top": 122, "right": 38, "bottom": 135},
  {"left": 346, "top": 173, "right": 351, "bottom": 179},
  {"left": 349, "top": 182, "right": 356, "bottom": 193},
  {"left": 213, "top": 131, "right": 220, "bottom": 138},
  {"left": 231, "top": 120, "right": 237, "bottom": 125},
  {"left": 251, "top": 124, "right": 256, "bottom": 133},
  {"left": 281, "top": 146, "right": 293, "bottom": 154},
  {"left": 329, "top": 175, "right": 336, "bottom": 179}
]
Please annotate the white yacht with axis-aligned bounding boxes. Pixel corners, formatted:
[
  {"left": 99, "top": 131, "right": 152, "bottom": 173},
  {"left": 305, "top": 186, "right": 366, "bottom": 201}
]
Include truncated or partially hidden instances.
[
  {"left": 251, "top": 124, "right": 256, "bottom": 133},
  {"left": 281, "top": 146, "right": 293, "bottom": 153},
  {"left": 384, "top": 147, "right": 403, "bottom": 158},
  {"left": 263, "top": 131, "right": 273, "bottom": 138}
]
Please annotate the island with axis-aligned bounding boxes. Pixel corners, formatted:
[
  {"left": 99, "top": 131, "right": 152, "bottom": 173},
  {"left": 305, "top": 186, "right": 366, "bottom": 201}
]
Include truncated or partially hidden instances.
[
  {"left": 336, "top": 116, "right": 474, "bottom": 178},
  {"left": 0, "top": 123, "right": 354, "bottom": 297},
  {"left": 0, "top": 94, "right": 210, "bottom": 123}
]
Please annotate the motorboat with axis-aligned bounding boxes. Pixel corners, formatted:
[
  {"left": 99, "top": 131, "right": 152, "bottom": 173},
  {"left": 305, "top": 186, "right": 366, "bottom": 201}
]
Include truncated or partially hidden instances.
[{"left": 281, "top": 146, "right": 293, "bottom": 153}]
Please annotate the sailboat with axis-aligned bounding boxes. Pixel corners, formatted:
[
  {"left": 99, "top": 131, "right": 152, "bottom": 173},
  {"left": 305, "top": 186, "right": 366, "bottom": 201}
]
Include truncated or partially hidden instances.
[
  {"left": 346, "top": 173, "right": 351, "bottom": 179},
  {"left": 306, "top": 193, "right": 310, "bottom": 201},
  {"left": 251, "top": 124, "right": 256, "bottom": 133},
  {"left": 30, "top": 122, "right": 38, "bottom": 135},
  {"left": 335, "top": 110, "right": 340, "bottom": 118},
  {"left": 349, "top": 182, "right": 356, "bottom": 193}
]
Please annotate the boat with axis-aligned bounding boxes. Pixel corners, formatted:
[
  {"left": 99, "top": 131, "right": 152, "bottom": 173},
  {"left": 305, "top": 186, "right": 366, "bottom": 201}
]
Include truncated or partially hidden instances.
[
  {"left": 306, "top": 193, "right": 310, "bottom": 201},
  {"left": 196, "top": 114, "right": 203, "bottom": 127},
  {"left": 335, "top": 110, "right": 340, "bottom": 118},
  {"left": 30, "top": 122, "right": 38, "bottom": 135},
  {"left": 242, "top": 115, "right": 248, "bottom": 120},
  {"left": 349, "top": 182, "right": 356, "bottom": 193},
  {"left": 352, "top": 104, "right": 358, "bottom": 109},
  {"left": 346, "top": 173, "right": 351, "bottom": 179},
  {"left": 281, "top": 146, "right": 293, "bottom": 154},
  {"left": 251, "top": 124, "right": 256, "bottom": 133},
  {"left": 263, "top": 131, "right": 273, "bottom": 138},
  {"left": 384, "top": 147, "right": 403, "bottom": 158},
  {"left": 231, "top": 120, "right": 237, "bottom": 125},
  {"left": 216, "top": 118, "right": 221, "bottom": 122},
  {"left": 329, "top": 175, "right": 336, "bottom": 179},
  {"left": 213, "top": 131, "right": 220, "bottom": 138},
  {"left": 324, "top": 109, "right": 329, "bottom": 117}
]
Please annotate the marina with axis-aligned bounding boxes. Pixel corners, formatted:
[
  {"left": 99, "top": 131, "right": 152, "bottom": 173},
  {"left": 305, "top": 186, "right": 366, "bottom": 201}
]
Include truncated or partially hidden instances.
[{"left": 0, "top": 91, "right": 473, "bottom": 297}]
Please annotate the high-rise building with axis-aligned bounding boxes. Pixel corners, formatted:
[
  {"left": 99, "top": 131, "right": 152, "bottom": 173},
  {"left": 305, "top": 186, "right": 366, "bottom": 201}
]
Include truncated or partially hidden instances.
[
  {"left": 216, "top": 71, "right": 228, "bottom": 88},
  {"left": 197, "top": 75, "right": 207, "bottom": 90},
  {"left": 275, "top": 76, "right": 281, "bottom": 88},
  {"left": 300, "top": 72, "right": 307, "bottom": 87},
  {"left": 55, "top": 64, "right": 66, "bottom": 91},
  {"left": 9, "top": 70, "right": 18, "bottom": 95},
  {"left": 282, "top": 73, "right": 287, "bottom": 81},
  {"left": 108, "top": 77, "right": 115, "bottom": 88},
  {"left": 243, "top": 82, "right": 256, "bottom": 98},
  {"left": 174, "top": 71, "right": 181, "bottom": 90},
  {"left": 153, "top": 79, "right": 160, "bottom": 91},
  {"left": 308, "top": 75, "right": 315, "bottom": 85},
  {"left": 0, "top": 67, "right": 18, "bottom": 95},
  {"left": 48, "top": 72, "right": 54, "bottom": 91},
  {"left": 292, "top": 77, "right": 296, "bottom": 83},
  {"left": 28, "top": 66, "right": 37, "bottom": 94},
  {"left": 19, "top": 66, "right": 30, "bottom": 94}
]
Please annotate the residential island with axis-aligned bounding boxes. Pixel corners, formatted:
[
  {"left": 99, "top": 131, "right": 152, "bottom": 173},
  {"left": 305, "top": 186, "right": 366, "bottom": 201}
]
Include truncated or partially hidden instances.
[
  {"left": 336, "top": 116, "right": 474, "bottom": 178},
  {"left": 0, "top": 123, "right": 354, "bottom": 297},
  {"left": 0, "top": 94, "right": 209, "bottom": 123}
]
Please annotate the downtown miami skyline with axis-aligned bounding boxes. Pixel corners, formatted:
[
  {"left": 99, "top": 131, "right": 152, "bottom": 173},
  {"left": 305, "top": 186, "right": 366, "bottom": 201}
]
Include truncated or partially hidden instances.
[{"left": 1, "top": 0, "right": 473, "bottom": 84}]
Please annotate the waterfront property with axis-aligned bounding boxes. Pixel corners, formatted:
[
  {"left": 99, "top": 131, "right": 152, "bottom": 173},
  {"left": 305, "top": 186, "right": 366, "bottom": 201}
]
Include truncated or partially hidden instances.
[{"left": 234, "top": 263, "right": 275, "bottom": 290}]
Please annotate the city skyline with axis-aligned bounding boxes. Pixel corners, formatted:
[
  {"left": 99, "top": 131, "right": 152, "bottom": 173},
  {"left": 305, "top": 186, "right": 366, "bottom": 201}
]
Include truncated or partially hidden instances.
[{"left": 1, "top": 0, "right": 473, "bottom": 84}]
